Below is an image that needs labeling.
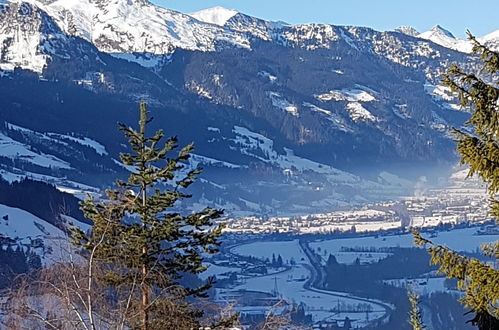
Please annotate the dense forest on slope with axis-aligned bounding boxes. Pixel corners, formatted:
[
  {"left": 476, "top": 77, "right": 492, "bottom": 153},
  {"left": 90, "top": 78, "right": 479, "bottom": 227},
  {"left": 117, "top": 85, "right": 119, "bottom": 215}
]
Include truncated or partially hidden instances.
[{"left": 0, "top": 178, "right": 88, "bottom": 228}]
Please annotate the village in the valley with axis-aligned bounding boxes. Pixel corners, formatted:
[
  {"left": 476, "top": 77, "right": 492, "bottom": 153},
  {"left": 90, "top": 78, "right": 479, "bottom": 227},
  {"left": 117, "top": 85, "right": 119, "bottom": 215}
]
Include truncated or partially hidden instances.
[{"left": 224, "top": 168, "right": 493, "bottom": 234}]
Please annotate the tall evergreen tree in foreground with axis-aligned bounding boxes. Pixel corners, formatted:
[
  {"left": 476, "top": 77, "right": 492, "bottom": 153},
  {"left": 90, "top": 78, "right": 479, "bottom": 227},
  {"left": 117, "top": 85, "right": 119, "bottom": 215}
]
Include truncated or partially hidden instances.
[
  {"left": 414, "top": 34, "right": 499, "bottom": 329},
  {"left": 72, "top": 103, "right": 225, "bottom": 330}
]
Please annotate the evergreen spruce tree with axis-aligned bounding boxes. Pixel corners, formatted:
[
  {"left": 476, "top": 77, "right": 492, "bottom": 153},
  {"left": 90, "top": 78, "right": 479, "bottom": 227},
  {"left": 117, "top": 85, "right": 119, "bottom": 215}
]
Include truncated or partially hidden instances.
[
  {"left": 407, "top": 288, "right": 425, "bottom": 330},
  {"left": 72, "top": 103, "right": 225, "bottom": 330},
  {"left": 414, "top": 34, "right": 499, "bottom": 329}
]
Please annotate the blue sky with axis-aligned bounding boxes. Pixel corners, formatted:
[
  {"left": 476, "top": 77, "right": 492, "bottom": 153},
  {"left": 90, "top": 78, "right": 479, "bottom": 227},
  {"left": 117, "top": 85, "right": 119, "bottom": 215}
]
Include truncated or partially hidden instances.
[{"left": 151, "top": 0, "right": 498, "bottom": 38}]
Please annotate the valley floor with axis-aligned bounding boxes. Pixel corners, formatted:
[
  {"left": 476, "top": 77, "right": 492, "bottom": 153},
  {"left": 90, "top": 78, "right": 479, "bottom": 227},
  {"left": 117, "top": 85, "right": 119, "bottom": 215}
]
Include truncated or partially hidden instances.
[{"left": 207, "top": 225, "right": 499, "bottom": 328}]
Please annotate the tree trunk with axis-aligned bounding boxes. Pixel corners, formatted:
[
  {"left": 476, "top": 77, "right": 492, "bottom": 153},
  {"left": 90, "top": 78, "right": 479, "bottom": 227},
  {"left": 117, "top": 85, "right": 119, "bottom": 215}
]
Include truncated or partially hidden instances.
[
  {"left": 141, "top": 183, "right": 149, "bottom": 330},
  {"left": 141, "top": 249, "right": 149, "bottom": 330}
]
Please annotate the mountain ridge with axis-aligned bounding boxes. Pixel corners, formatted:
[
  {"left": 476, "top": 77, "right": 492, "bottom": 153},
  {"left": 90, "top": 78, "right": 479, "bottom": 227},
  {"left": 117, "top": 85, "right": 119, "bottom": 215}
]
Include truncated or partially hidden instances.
[
  {"left": 2, "top": 0, "right": 498, "bottom": 74},
  {"left": 0, "top": 0, "right": 490, "bottom": 218}
]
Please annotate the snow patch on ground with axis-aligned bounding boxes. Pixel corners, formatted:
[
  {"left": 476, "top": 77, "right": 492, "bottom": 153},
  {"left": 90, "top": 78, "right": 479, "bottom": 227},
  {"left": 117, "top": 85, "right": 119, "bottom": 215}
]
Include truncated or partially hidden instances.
[
  {"left": 188, "top": 82, "right": 213, "bottom": 99},
  {"left": 0, "top": 204, "right": 63, "bottom": 239},
  {"left": 199, "top": 263, "right": 241, "bottom": 280},
  {"left": 393, "top": 104, "right": 411, "bottom": 119},
  {"left": 384, "top": 277, "right": 452, "bottom": 296},
  {"left": 315, "top": 87, "right": 377, "bottom": 122},
  {"left": 316, "top": 88, "right": 376, "bottom": 103},
  {"left": 303, "top": 102, "right": 352, "bottom": 132},
  {"left": 51, "top": 134, "right": 107, "bottom": 156},
  {"left": 424, "top": 82, "right": 461, "bottom": 110},
  {"left": 0, "top": 168, "right": 99, "bottom": 199},
  {"left": 346, "top": 102, "right": 376, "bottom": 122},
  {"left": 258, "top": 71, "right": 277, "bottom": 83},
  {"left": 268, "top": 92, "right": 298, "bottom": 116}
]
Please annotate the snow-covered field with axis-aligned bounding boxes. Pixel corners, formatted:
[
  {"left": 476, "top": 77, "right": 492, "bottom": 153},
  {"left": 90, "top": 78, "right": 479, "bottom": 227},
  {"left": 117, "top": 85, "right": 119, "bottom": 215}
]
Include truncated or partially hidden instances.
[
  {"left": 199, "top": 264, "right": 241, "bottom": 280},
  {"left": 384, "top": 277, "right": 452, "bottom": 296},
  {"left": 231, "top": 263, "right": 385, "bottom": 326},
  {"left": 310, "top": 227, "right": 499, "bottom": 254},
  {"left": 232, "top": 239, "right": 306, "bottom": 263},
  {"left": 229, "top": 239, "right": 388, "bottom": 327},
  {"left": 223, "top": 227, "right": 498, "bottom": 327},
  {"left": 317, "top": 251, "right": 391, "bottom": 265}
]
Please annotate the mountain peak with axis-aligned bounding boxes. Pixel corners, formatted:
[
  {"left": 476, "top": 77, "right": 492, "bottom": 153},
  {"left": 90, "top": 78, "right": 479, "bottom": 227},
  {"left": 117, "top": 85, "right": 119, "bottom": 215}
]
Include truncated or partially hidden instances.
[
  {"left": 395, "top": 26, "right": 419, "bottom": 37},
  {"left": 480, "top": 29, "right": 499, "bottom": 41},
  {"left": 19, "top": 0, "right": 249, "bottom": 55},
  {"left": 430, "top": 24, "right": 455, "bottom": 38},
  {"left": 418, "top": 25, "right": 472, "bottom": 53},
  {"left": 190, "top": 6, "right": 239, "bottom": 26}
]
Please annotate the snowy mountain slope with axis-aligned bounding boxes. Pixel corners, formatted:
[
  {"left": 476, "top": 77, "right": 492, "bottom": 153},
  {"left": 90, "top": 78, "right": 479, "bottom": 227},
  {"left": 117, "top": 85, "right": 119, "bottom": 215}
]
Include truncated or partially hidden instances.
[
  {"left": 26, "top": 0, "right": 252, "bottom": 54},
  {"left": 0, "top": 204, "right": 67, "bottom": 264},
  {"left": 7, "top": 123, "right": 108, "bottom": 156},
  {"left": 1, "top": 121, "right": 110, "bottom": 169},
  {"left": 0, "top": 131, "right": 71, "bottom": 169},
  {"left": 417, "top": 25, "right": 499, "bottom": 53},
  {"left": 190, "top": 6, "right": 238, "bottom": 26},
  {"left": 0, "top": 0, "right": 118, "bottom": 73},
  {"left": 417, "top": 25, "right": 473, "bottom": 53},
  {"left": 0, "top": 119, "right": 117, "bottom": 199},
  {"left": 231, "top": 125, "right": 359, "bottom": 182},
  {"left": 479, "top": 30, "right": 499, "bottom": 51},
  {"left": 395, "top": 26, "right": 419, "bottom": 37},
  {"left": 0, "top": 1, "right": 68, "bottom": 71},
  {"left": 0, "top": 204, "right": 63, "bottom": 239},
  {"left": 3, "top": 1, "right": 489, "bottom": 73}
]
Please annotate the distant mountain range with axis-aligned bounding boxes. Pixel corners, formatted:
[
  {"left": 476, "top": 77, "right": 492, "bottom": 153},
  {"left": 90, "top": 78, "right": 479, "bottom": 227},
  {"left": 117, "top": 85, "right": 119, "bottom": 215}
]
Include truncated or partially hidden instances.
[{"left": 0, "top": 0, "right": 494, "bottom": 217}]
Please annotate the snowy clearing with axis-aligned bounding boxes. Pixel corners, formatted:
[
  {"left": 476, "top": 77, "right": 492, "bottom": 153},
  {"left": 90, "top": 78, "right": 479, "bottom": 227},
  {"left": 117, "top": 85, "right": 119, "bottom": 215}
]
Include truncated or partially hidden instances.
[{"left": 310, "top": 227, "right": 499, "bottom": 254}]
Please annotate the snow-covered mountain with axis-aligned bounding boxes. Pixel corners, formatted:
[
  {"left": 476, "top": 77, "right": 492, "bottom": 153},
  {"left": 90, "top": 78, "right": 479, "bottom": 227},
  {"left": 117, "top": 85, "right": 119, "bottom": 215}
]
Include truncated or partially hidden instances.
[
  {"left": 417, "top": 25, "right": 473, "bottom": 53},
  {"left": 480, "top": 30, "right": 499, "bottom": 52},
  {"left": 0, "top": 1, "right": 70, "bottom": 71},
  {"left": 395, "top": 26, "right": 419, "bottom": 37},
  {"left": 190, "top": 6, "right": 239, "bottom": 26},
  {"left": 4, "top": 0, "right": 496, "bottom": 72},
  {"left": 0, "top": 0, "right": 495, "bottom": 218},
  {"left": 416, "top": 25, "right": 499, "bottom": 54},
  {"left": 29, "top": 0, "right": 253, "bottom": 53}
]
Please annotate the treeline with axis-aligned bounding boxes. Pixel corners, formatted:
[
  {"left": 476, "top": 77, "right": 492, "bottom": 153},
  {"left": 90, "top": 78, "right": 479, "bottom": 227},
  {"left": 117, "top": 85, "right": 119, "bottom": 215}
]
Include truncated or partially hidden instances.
[
  {"left": 0, "top": 245, "right": 41, "bottom": 289},
  {"left": 0, "top": 177, "right": 89, "bottom": 229},
  {"left": 325, "top": 247, "right": 435, "bottom": 294},
  {"left": 324, "top": 248, "right": 473, "bottom": 330},
  {"left": 0, "top": 120, "right": 121, "bottom": 186}
]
